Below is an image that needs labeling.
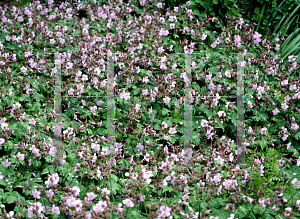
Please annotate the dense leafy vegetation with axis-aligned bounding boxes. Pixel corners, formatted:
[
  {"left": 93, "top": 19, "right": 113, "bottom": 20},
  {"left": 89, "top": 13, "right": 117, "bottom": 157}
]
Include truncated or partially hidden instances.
[{"left": 0, "top": 0, "right": 299, "bottom": 218}]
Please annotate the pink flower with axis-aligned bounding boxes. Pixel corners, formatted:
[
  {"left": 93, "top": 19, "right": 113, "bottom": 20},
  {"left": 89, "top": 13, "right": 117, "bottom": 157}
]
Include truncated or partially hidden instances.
[
  {"left": 0, "top": 138, "right": 4, "bottom": 145},
  {"left": 52, "top": 205, "right": 60, "bottom": 215},
  {"left": 216, "top": 72, "right": 222, "bottom": 78},
  {"left": 143, "top": 76, "right": 149, "bottom": 83},
  {"left": 90, "top": 106, "right": 97, "bottom": 114},
  {"left": 2, "top": 159, "right": 11, "bottom": 168},
  {"left": 49, "top": 147, "right": 57, "bottom": 157},
  {"left": 120, "top": 90, "right": 130, "bottom": 100},
  {"left": 158, "top": 47, "right": 165, "bottom": 53},
  {"left": 32, "top": 147, "right": 41, "bottom": 158},
  {"left": 284, "top": 207, "right": 292, "bottom": 217},
  {"left": 32, "top": 189, "right": 41, "bottom": 199},
  {"left": 27, "top": 202, "right": 43, "bottom": 218},
  {"left": 16, "top": 152, "right": 25, "bottom": 161},
  {"left": 258, "top": 198, "right": 266, "bottom": 208},
  {"left": 91, "top": 143, "right": 100, "bottom": 152},
  {"left": 21, "top": 66, "right": 27, "bottom": 73},
  {"left": 96, "top": 100, "right": 103, "bottom": 106},
  {"left": 84, "top": 192, "right": 97, "bottom": 204},
  {"left": 71, "top": 186, "right": 80, "bottom": 197},
  {"left": 291, "top": 123, "right": 299, "bottom": 131},
  {"left": 278, "top": 159, "right": 285, "bottom": 167},
  {"left": 281, "top": 103, "right": 289, "bottom": 110},
  {"left": 288, "top": 55, "right": 296, "bottom": 63},
  {"left": 137, "top": 143, "right": 144, "bottom": 151},
  {"left": 101, "top": 188, "right": 110, "bottom": 196},
  {"left": 135, "top": 104, "right": 141, "bottom": 112},
  {"left": 93, "top": 201, "right": 107, "bottom": 214},
  {"left": 280, "top": 134, "right": 287, "bottom": 141},
  {"left": 157, "top": 205, "right": 171, "bottom": 218},
  {"left": 45, "top": 173, "right": 59, "bottom": 188},
  {"left": 272, "top": 108, "right": 280, "bottom": 115},
  {"left": 214, "top": 155, "right": 224, "bottom": 165},
  {"left": 122, "top": 198, "right": 134, "bottom": 207},
  {"left": 290, "top": 84, "right": 297, "bottom": 91},
  {"left": 260, "top": 127, "right": 267, "bottom": 136},
  {"left": 46, "top": 189, "right": 54, "bottom": 199},
  {"left": 163, "top": 96, "right": 171, "bottom": 104},
  {"left": 201, "top": 33, "right": 207, "bottom": 40},
  {"left": 223, "top": 179, "right": 232, "bottom": 190},
  {"left": 225, "top": 70, "right": 231, "bottom": 78},
  {"left": 66, "top": 62, "right": 73, "bottom": 70},
  {"left": 142, "top": 89, "right": 148, "bottom": 95}
]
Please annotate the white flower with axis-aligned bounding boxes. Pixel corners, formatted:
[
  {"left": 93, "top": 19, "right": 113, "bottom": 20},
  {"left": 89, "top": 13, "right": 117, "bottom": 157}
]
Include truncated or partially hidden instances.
[
  {"left": 201, "top": 119, "right": 208, "bottom": 127},
  {"left": 94, "top": 67, "right": 101, "bottom": 75},
  {"left": 169, "top": 127, "right": 177, "bottom": 135},
  {"left": 162, "top": 121, "right": 168, "bottom": 129},
  {"left": 157, "top": 2, "right": 163, "bottom": 8},
  {"left": 13, "top": 102, "right": 22, "bottom": 109},
  {"left": 81, "top": 74, "right": 88, "bottom": 82},
  {"left": 217, "top": 111, "right": 226, "bottom": 118}
]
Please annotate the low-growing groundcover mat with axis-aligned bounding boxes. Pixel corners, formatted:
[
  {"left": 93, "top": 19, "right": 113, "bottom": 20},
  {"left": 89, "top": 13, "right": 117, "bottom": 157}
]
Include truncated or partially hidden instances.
[{"left": 0, "top": 0, "right": 300, "bottom": 218}]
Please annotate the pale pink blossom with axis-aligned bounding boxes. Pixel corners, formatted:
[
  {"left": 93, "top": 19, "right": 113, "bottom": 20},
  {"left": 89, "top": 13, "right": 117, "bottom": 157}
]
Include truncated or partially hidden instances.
[{"left": 122, "top": 198, "right": 134, "bottom": 207}]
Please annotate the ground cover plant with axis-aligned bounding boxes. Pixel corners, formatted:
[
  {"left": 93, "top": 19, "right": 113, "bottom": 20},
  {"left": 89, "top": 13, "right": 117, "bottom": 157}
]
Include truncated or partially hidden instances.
[{"left": 0, "top": 0, "right": 300, "bottom": 218}]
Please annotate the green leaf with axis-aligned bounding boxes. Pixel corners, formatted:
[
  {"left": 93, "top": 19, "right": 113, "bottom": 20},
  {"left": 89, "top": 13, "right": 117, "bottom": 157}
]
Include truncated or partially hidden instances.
[
  {"left": 105, "top": 179, "right": 123, "bottom": 195},
  {"left": 259, "top": 138, "right": 266, "bottom": 150},
  {"left": 174, "top": 111, "right": 183, "bottom": 121},
  {"left": 216, "top": 119, "right": 225, "bottom": 132},
  {"left": 0, "top": 188, "right": 5, "bottom": 201},
  {"left": 162, "top": 108, "right": 170, "bottom": 116},
  {"left": 168, "top": 135, "right": 176, "bottom": 144},
  {"left": 133, "top": 87, "right": 140, "bottom": 95},
  {"left": 294, "top": 132, "right": 300, "bottom": 140},
  {"left": 34, "top": 93, "right": 45, "bottom": 103},
  {"left": 162, "top": 186, "right": 174, "bottom": 193},
  {"left": 127, "top": 210, "right": 144, "bottom": 217},
  {"left": 3, "top": 191, "right": 25, "bottom": 204},
  {"left": 65, "top": 107, "right": 75, "bottom": 117},
  {"left": 32, "top": 102, "right": 41, "bottom": 114},
  {"left": 63, "top": 121, "right": 71, "bottom": 129},
  {"left": 13, "top": 128, "right": 25, "bottom": 138},
  {"left": 4, "top": 43, "right": 16, "bottom": 51},
  {"left": 208, "top": 199, "right": 220, "bottom": 209},
  {"left": 41, "top": 168, "right": 49, "bottom": 175},
  {"left": 153, "top": 124, "right": 160, "bottom": 131}
]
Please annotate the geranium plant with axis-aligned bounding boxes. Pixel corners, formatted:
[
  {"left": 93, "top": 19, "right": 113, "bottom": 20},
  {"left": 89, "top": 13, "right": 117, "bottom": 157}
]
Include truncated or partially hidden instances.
[{"left": 0, "top": 0, "right": 299, "bottom": 218}]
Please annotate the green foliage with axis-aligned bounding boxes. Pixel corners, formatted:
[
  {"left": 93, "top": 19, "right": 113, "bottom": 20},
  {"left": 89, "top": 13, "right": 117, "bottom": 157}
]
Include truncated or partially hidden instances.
[
  {"left": 190, "top": 0, "right": 300, "bottom": 38},
  {"left": 0, "top": 0, "right": 299, "bottom": 218}
]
